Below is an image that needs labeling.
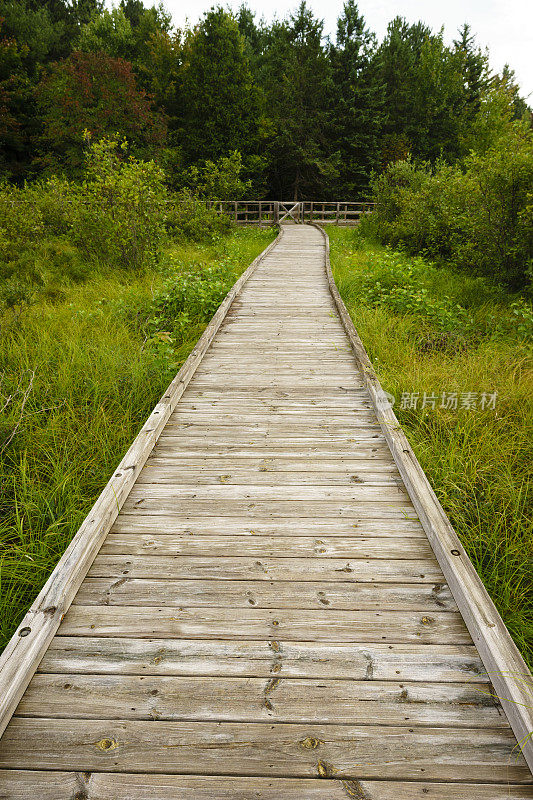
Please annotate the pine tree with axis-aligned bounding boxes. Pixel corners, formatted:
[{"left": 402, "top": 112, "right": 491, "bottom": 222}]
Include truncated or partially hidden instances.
[
  {"left": 453, "top": 24, "right": 487, "bottom": 118},
  {"left": 329, "top": 0, "right": 383, "bottom": 195},
  {"left": 179, "top": 8, "right": 260, "bottom": 165},
  {"left": 260, "top": 2, "right": 337, "bottom": 199}
]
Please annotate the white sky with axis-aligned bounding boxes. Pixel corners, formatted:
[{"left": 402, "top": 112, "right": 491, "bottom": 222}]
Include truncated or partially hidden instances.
[{"left": 160, "top": 0, "right": 533, "bottom": 99}]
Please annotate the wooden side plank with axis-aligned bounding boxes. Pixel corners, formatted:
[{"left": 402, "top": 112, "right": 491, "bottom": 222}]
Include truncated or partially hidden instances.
[
  {"left": 1, "top": 772, "right": 530, "bottom": 800},
  {"left": 36, "top": 637, "right": 491, "bottom": 682},
  {"left": 318, "top": 222, "right": 533, "bottom": 771},
  {"left": 0, "top": 228, "right": 283, "bottom": 740},
  {"left": 0, "top": 719, "right": 529, "bottom": 782}
]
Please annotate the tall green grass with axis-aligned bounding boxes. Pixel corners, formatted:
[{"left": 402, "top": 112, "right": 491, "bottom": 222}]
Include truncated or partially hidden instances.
[
  {"left": 328, "top": 227, "right": 533, "bottom": 667},
  {"left": 0, "top": 227, "right": 274, "bottom": 651}
]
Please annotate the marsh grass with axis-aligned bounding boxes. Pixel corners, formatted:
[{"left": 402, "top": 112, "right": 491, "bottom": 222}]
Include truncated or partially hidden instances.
[
  {"left": 0, "top": 227, "right": 274, "bottom": 650},
  {"left": 328, "top": 227, "right": 533, "bottom": 667}
]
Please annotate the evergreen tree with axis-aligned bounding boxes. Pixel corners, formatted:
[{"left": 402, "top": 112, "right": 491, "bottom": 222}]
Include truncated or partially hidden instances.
[
  {"left": 329, "top": 0, "right": 383, "bottom": 195},
  {"left": 261, "top": 2, "right": 337, "bottom": 199},
  {"left": 374, "top": 17, "right": 431, "bottom": 162},
  {"left": 179, "top": 8, "right": 260, "bottom": 165},
  {"left": 78, "top": 7, "right": 136, "bottom": 60},
  {"left": 236, "top": 5, "right": 265, "bottom": 65},
  {"left": 453, "top": 23, "right": 487, "bottom": 119},
  {"left": 26, "top": 0, "right": 103, "bottom": 59}
]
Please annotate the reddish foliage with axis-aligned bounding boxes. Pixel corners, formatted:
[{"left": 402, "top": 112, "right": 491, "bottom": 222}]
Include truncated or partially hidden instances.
[{"left": 36, "top": 50, "right": 167, "bottom": 173}]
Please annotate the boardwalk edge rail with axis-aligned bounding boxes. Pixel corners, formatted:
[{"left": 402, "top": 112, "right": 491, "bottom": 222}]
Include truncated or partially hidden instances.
[
  {"left": 0, "top": 227, "right": 284, "bottom": 740},
  {"left": 314, "top": 222, "right": 533, "bottom": 771}
]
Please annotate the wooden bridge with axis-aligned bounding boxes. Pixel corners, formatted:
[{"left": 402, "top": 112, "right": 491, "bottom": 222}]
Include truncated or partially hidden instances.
[
  {"left": 209, "top": 200, "right": 374, "bottom": 225},
  {"left": 0, "top": 224, "right": 532, "bottom": 798}
]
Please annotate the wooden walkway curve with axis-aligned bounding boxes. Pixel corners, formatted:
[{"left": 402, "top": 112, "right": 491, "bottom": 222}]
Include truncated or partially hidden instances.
[{"left": 0, "top": 224, "right": 532, "bottom": 798}]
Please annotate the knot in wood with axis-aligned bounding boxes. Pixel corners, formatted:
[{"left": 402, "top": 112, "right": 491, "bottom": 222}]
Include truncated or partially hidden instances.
[
  {"left": 94, "top": 737, "right": 118, "bottom": 752},
  {"left": 299, "top": 736, "right": 323, "bottom": 750}
]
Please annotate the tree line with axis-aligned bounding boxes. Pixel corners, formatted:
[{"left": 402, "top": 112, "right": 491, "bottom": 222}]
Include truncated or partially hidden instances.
[{"left": 1, "top": 0, "right": 530, "bottom": 199}]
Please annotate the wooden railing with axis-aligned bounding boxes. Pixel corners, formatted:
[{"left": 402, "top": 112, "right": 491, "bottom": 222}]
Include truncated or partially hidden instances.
[{"left": 208, "top": 201, "right": 374, "bottom": 226}]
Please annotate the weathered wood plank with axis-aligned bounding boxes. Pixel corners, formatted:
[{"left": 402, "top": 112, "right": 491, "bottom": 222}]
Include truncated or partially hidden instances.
[
  {"left": 182, "top": 386, "right": 368, "bottom": 397},
  {"left": 87, "top": 554, "right": 443, "bottom": 583},
  {"left": 163, "top": 417, "right": 381, "bottom": 430},
  {"left": 126, "top": 484, "right": 407, "bottom": 502},
  {"left": 151, "top": 440, "right": 390, "bottom": 455},
  {"left": 37, "top": 637, "right": 490, "bottom": 682},
  {"left": 120, "top": 497, "right": 416, "bottom": 517},
  {"left": 137, "top": 466, "right": 404, "bottom": 485},
  {"left": 16, "top": 675, "right": 503, "bottom": 727},
  {"left": 99, "top": 533, "right": 432, "bottom": 559},
  {"left": 74, "top": 577, "right": 456, "bottom": 612},
  {"left": 149, "top": 448, "right": 395, "bottom": 462},
  {"left": 187, "top": 378, "right": 365, "bottom": 388},
  {"left": 110, "top": 515, "right": 426, "bottom": 537},
  {"left": 1, "top": 772, "right": 529, "bottom": 800},
  {"left": 0, "top": 719, "right": 528, "bottom": 782},
  {"left": 58, "top": 605, "right": 470, "bottom": 644}
]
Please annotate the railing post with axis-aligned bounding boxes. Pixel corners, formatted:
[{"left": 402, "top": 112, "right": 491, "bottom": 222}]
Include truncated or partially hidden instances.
[
  {"left": 234, "top": 201, "right": 237, "bottom": 224},
  {"left": 336, "top": 202, "right": 340, "bottom": 226},
  {"left": 274, "top": 201, "right": 279, "bottom": 225}
]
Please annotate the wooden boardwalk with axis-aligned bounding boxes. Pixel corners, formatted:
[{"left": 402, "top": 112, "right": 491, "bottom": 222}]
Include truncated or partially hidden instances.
[{"left": 0, "top": 225, "right": 532, "bottom": 798}]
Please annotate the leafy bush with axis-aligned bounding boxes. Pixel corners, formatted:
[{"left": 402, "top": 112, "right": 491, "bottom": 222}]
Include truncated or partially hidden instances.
[
  {"left": 335, "top": 235, "right": 532, "bottom": 342},
  {"left": 184, "top": 150, "right": 252, "bottom": 200},
  {"left": 0, "top": 182, "right": 44, "bottom": 268},
  {"left": 26, "top": 176, "right": 78, "bottom": 236},
  {"left": 145, "top": 258, "right": 237, "bottom": 344},
  {"left": 363, "top": 123, "right": 533, "bottom": 289},
  {"left": 72, "top": 137, "right": 168, "bottom": 270},
  {"left": 353, "top": 249, "right": 473, "bottom": 331},
  {"left": 166, "top": 189, "right": 232, "bottom": 242},
  {"left": 0, "top": 136, "right": 238, "bottom": 312}
]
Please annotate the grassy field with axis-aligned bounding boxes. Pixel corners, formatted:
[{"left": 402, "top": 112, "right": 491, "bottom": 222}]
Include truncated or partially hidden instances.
[
  {"left": 328, "top": 226, "right": 533, "bottom": 667},
  {"left": 0, "top": 227, "right": 274, "bottom": 651}
]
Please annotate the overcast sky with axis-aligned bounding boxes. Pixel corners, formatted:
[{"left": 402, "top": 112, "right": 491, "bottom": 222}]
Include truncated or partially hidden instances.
[{"left": 159, "top": 0, "right": 533, "bottom": 99}]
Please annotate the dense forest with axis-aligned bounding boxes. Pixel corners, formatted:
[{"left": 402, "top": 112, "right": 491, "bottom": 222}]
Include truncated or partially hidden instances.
[{"left": 0, "top": 0, "right": 530, "bottom": 198}]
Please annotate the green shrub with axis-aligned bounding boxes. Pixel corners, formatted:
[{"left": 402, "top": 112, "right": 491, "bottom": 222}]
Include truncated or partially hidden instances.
[
  {"left": 0, "top": 183, "right": 44, "bottom": 268},
  {"left": 143, "top": 255, "right": 237, "bottom": 348},
  {"left": 334, "top": 233, "right": 533, "bottom": 343},
  {"left": 349, "top": 248, "right": 474, "bottom": 331},
  {"left": 166, "top": 189, "right": 232, "bottom": 242},
  {"left": 72, "top": 137, "right": 169, "bottom": 270},
  {"left": 363, "top": 122, "right": 533, "bottom": 289},
  {"left": 184, "top": 150, "right": 252, "bottom": 200},
  {"left": 26, "top": 176, "right": 78, "bottom": 236},
  {"left": 0, "top": 137, "right": 238, "bottom": 313}
]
